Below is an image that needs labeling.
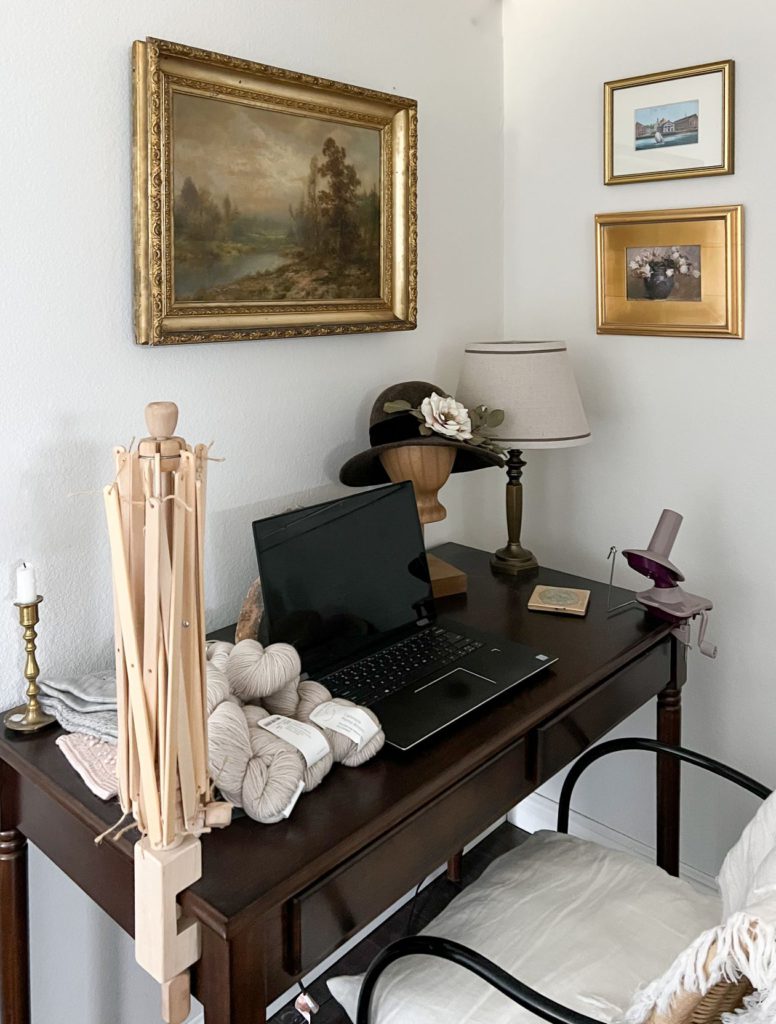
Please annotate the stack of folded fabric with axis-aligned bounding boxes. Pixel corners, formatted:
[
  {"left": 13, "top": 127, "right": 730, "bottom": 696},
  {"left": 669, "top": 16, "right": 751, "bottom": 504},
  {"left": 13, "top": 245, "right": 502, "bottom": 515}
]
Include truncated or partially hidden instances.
[{"left": 38, "top": 669, "right": 118, "bottom": 742}]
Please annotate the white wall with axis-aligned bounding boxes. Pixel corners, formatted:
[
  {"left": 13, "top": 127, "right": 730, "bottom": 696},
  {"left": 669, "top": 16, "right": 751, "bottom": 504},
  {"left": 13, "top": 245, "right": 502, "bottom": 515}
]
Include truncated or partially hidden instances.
[
  {"left": 500, "top": 0, "right": 776, "bottom": 878},
  {"left": 0, "top": 2, "right": 504, "bottom": 1020}
]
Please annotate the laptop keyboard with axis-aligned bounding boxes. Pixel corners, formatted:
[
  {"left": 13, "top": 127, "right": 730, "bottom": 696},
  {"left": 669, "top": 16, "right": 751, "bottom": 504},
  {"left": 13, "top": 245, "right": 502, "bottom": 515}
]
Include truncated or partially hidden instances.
[{"left": 321, "top": 626, "right": 484, "bottom": 707}]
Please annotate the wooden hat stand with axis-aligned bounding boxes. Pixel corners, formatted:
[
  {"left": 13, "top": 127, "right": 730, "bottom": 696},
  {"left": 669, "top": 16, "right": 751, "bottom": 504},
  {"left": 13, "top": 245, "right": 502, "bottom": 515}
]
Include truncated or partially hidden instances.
[
  {"left": 380, "top": 445, "right": 467, "bottom": 598},
  {"left": 103, "top": 402, "right": 231, "bottom": 1024}
]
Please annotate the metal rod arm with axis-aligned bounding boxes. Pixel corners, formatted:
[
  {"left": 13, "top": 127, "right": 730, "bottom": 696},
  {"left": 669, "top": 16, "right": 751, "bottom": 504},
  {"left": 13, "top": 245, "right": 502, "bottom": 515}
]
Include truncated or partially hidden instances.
[
  {"left": 557, "top": 738, "right": 771, "bottom": 835},
  {"left": 355, "top": 935, "right": 604, "bottom": 1024}
]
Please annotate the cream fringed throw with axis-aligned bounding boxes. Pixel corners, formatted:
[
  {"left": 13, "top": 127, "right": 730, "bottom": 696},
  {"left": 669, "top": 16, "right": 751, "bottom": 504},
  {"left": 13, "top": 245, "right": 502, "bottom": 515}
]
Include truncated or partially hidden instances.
[
  {"left": 625, "top": 789, "right": 776, "bottom": 1023},
  {"left": 206, "top": 640, "right": 384, "bottom": 824}
]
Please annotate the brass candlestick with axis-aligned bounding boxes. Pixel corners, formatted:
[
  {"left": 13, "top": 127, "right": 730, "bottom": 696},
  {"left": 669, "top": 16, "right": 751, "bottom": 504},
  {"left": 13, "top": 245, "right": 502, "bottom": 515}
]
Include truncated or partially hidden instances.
[{"left": 3, "top": 597, "right": 56, "bottom": 733}]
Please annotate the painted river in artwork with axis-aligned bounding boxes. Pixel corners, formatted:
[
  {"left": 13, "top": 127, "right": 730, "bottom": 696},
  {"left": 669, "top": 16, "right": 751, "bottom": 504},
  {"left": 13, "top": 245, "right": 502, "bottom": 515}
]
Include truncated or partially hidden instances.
[{"left": 174, "top": 248, "right": 288, "bottom": 300}]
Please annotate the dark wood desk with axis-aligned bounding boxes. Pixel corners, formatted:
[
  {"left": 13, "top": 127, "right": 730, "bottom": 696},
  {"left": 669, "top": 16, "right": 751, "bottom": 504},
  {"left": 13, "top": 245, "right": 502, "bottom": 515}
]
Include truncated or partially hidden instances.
[{"left": 0, "top": 544, "right": 685, "bottom": 1024}]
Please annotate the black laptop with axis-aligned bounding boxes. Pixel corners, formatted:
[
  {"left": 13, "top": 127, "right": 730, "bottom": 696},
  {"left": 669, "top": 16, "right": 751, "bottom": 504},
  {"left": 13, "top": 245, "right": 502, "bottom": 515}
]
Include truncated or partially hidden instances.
[{"left": 252, "top": 482, "right": 557, "bottom": 751}]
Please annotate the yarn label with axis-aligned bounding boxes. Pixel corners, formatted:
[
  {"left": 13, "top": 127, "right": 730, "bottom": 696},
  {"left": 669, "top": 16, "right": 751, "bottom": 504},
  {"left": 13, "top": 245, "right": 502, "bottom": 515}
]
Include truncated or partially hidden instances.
[
  {"left": 258, "top": 715, "right": 330, "bottom": 768},
  {"left": 280, "top": 780, "right": 305, "bottom": 819},
  {"left": 310, "top": 703, "right": 379, "bottom": 752}
]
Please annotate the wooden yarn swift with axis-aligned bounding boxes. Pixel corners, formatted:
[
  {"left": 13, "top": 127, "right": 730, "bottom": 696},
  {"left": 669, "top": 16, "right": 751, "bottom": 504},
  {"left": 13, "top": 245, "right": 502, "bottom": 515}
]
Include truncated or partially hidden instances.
[{"left": 103, "top": 402, "right": 231, "bottom": 1024}]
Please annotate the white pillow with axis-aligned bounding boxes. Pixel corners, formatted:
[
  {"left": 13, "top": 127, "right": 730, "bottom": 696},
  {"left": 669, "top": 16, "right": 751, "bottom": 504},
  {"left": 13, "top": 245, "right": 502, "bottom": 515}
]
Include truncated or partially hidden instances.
[{"left": 328, "top": 831, "right": 721, "bottom": 1024}]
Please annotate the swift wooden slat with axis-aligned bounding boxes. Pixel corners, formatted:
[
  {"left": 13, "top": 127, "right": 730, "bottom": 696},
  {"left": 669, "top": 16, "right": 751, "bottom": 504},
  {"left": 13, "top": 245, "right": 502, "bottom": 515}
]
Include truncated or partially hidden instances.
[
  {"left": 176, "top": 678, "right": 197, "bottom": 829},
  {"left": 194, "top": 451, "right": 210, "bottom": 797},
  {"left": 129, "top": 451, "right": 146, "bottom": 646},
  {"left": 157, "top": 507, "right": 174, "bottom": 783},
  {"left": 181, "top": 451, "right": 206, "bottom": 795},
  {"left": 114, "top": 447, "right": 139, "bottom": 814},
  {"left": 143, "top": 497, "right": 162, "bottom": 759},
  {"left": 162, "top": 468, "right": 187, "bottom": 846},
  {"left": 103, "top": 484, "right": 162, "bottom": 846},
  {"left": 112, "top": 449, "right": 132, "bottom": 814}
]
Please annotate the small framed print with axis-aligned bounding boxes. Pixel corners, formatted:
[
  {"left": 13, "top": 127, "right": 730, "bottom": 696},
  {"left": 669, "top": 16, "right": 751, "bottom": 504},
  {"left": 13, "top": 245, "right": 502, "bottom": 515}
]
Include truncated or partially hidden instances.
[
  {"left": 604, "top": 60, "right": 734, "bottom": 185},
  {"left": 595, "top": 206, "right": 743, "bottom": 339}
]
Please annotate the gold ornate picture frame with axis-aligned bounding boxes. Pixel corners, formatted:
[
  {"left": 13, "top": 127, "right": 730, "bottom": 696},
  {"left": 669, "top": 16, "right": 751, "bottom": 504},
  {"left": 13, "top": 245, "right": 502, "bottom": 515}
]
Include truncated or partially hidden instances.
[
  {"left": 596, "top": 206, "right": 743, "bottom": 339},
  {"left": 132, "top": 38, "right": 417, "bottom": 346},
  {"left": 604, "top": 60, "right": 734, "bottom": 186}
]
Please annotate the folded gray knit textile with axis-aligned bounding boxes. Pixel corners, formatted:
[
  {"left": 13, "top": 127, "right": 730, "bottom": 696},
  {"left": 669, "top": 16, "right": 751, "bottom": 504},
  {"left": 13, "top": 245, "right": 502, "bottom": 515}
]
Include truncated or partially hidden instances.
[{"left": 38, "top": 669, "right": 118, "bottom": 742}]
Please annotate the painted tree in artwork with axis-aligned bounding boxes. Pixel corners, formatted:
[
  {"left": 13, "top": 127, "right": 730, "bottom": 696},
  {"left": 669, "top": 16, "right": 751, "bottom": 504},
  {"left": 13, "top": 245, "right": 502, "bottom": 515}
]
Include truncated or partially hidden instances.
[{"left": 317, "top": 137, "right": 362, "bottom": 263}]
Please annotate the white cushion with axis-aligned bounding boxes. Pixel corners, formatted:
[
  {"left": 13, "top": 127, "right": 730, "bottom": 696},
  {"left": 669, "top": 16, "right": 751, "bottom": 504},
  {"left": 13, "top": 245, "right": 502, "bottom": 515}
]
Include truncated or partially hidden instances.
[{"left": 328, "top": 831, "right": 721, "bottom": 1023}]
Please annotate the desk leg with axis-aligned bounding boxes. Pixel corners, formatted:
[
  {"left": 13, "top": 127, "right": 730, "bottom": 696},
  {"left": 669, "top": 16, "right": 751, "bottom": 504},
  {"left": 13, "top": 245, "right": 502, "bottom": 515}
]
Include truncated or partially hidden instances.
[
  {"left": 194, "top": 917, "right": 267, "bottom": 1024},
  {"left": 446, "top": 851, "right": 463, "bottom": 884},
  {"left": 656, "top": 636, "right": 687, "bottom": 877},
  {"left": 0, "top": 827, "right": 31, "bottom": 1024}
]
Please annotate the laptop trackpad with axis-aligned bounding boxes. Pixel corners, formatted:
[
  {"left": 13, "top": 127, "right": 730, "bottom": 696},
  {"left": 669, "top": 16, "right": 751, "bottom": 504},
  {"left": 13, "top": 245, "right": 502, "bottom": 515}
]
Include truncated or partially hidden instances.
[{"left": 374, "top": 668, "right": 498, "bottom": 749}]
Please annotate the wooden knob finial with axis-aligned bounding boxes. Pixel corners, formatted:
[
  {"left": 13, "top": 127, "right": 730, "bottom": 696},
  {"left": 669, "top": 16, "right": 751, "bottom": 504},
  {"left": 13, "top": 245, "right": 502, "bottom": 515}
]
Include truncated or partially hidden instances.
[{"left": 145, "top": 402, "right": 179, "bottom": 440}]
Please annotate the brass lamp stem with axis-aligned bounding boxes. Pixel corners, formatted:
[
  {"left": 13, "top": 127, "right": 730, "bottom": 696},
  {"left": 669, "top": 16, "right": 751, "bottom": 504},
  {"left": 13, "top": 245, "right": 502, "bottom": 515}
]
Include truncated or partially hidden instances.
[
  {"left": 490, "top": 449, "right": 539, "bottom": 575},
  {"left": 3, "top": 598, "right": 56, "bottom": 733}
]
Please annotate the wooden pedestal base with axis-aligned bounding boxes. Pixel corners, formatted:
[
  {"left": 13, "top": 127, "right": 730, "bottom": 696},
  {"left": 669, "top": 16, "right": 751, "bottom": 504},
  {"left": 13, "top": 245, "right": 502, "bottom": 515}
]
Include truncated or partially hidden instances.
[{"left": 427, "top": 554, "right": 467, "bottom": 598}]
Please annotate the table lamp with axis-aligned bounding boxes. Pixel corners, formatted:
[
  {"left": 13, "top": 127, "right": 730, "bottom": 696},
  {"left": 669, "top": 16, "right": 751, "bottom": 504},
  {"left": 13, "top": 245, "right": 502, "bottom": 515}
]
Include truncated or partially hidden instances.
[{"left": 458, "top": 341, "right": 591, "bottom": 575}]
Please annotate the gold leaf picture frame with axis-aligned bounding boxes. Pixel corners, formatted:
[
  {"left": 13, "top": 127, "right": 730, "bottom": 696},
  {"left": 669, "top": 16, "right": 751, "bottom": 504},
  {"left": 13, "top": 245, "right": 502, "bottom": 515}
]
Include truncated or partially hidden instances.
[
  {"left": 604, "top": 60, "right": 734, "bottom": 186},
  {"left": 595, "top": 206, "right": 743, "bottom": 339},
  {"left": 132, "top": 38, "right": 417, "bottom": 345}
]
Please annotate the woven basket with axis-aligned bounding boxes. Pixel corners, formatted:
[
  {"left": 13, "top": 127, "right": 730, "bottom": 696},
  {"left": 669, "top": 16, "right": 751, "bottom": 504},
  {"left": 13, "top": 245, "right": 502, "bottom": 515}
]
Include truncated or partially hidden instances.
[
  {"left": 650, "top": 976, "right": 752, "bottom": 1024},
  {"left": 688, "top": 977, "right": 752, "bottom": 1023}
]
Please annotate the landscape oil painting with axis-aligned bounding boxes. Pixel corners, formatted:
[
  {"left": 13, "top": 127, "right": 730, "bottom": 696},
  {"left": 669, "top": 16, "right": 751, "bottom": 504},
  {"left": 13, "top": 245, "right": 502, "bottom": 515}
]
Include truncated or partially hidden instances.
[
  {"left": 634, "top": 99, "right": 699, "bottom": 150},
  {"left": 172, "top": 93, "right": 382, "bottom": 303},
  {"left": 133, "top": 38, "right": 416, "bottom": 345}
]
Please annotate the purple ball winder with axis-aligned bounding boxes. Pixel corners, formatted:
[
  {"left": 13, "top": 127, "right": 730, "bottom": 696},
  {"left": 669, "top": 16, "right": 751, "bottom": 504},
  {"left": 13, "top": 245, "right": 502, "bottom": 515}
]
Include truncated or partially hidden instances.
[{"left": 623, "top": 509, "right": 717, "bottom": 658}]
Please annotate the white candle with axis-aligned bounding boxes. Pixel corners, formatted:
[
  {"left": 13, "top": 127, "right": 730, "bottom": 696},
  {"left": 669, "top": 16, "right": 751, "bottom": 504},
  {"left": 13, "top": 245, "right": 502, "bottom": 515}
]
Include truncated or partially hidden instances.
[{"left": 16, "top": 562, "right": 37, "bottom": 604}]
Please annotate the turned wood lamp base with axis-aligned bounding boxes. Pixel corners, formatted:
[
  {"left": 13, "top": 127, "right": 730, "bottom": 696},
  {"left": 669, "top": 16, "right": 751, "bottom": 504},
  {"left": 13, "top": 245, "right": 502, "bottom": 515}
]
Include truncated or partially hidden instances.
[
  {"left": 379, "top": 446, "right": 468, "bottom": 599},
  {"left": 491, "top": 449, "right": 539, "bottom": 577}
]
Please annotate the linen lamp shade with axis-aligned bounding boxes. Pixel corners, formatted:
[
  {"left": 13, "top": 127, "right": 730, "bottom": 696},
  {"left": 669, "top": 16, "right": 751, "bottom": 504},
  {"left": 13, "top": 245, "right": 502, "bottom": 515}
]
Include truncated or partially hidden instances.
[
  {"left": 457, "top": 340, "right": 590, "bottom": 574},
  {"left": 457, "top": 341, "right": 591, "bottom": 449}
]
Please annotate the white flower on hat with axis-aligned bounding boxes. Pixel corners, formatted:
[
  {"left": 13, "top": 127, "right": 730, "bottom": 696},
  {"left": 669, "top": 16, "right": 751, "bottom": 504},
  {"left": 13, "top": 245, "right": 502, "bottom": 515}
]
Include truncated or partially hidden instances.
[{"left": 420, "top": 393, "right": 473, "bottom": 440}]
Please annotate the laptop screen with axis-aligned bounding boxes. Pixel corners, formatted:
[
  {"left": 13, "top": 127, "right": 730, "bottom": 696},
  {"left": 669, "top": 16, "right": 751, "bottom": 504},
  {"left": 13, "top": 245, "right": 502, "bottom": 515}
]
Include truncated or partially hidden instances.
[{"left": 253, "top": 482, "right": 435, "bottom": 675}]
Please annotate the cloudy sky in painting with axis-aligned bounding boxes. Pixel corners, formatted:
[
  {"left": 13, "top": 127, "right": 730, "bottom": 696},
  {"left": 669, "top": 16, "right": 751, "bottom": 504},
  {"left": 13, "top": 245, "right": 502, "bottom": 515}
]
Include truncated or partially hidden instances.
[{"left": 173, "top": 92, "right": 381, "bottom": 220}]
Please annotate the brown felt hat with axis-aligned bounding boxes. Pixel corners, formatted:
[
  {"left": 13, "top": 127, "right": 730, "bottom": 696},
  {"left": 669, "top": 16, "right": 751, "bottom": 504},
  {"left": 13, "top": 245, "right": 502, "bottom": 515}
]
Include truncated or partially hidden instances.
[{"left": 339, "top": 381, "right": 504, "bottom": 487}]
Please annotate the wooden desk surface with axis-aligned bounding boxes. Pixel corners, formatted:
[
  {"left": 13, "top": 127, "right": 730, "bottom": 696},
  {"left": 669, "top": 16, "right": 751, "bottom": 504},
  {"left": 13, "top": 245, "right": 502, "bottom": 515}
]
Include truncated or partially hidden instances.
[{"left": 0, "top": 543, "right": 679, "bottom": 1023}]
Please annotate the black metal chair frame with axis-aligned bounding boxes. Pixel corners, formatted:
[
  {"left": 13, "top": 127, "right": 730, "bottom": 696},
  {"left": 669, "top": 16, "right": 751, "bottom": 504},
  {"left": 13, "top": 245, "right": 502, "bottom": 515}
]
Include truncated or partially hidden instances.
[{"left": 355, "top": 738, "right": 772, "bottom": 1024}]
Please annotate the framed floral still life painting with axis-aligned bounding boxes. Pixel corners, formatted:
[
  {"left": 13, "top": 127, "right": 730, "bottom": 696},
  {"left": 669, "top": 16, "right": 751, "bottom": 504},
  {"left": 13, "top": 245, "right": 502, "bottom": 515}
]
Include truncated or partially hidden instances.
[
  {"left": 595, "top": 206, "right": 743, "bottom": 339},
  {"left": 132, "top": 38, "right": 417, "bottom": 345},
  {"left": 604, "top": 60, "right": 734, "bottom": 185}
]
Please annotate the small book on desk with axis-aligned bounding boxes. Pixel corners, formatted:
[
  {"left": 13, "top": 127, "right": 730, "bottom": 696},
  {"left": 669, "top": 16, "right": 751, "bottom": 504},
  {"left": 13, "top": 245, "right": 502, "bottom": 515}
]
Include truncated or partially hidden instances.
[{"left": 528, "top": 584, "right": 590, "bottom": 617}]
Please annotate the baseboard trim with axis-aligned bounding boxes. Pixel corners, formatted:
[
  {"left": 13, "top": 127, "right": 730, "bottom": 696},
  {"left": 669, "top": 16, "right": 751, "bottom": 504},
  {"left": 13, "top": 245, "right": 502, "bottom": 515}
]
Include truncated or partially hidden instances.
[{"left": 508, "top": 793, "right": 717, "bottom": 892}]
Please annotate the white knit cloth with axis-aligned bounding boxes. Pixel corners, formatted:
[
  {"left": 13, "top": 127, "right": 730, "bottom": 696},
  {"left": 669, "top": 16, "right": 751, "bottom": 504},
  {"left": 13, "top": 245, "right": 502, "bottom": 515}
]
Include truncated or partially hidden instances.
[
  {"left": 56, "top": 732, "right": 118, "bottom": 800},
  {"left": 626, "top": 788, "right": 776, "bottom": 1023}
]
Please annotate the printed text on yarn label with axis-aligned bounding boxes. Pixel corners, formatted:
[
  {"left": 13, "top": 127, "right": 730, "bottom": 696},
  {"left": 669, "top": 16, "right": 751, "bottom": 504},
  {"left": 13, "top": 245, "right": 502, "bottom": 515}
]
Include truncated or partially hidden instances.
[
  {"left": 258, "top": 715, "right": 330, "bottom": 767},
  {"left": 310, "top": 702, "right": 379, "bottom": 751}
]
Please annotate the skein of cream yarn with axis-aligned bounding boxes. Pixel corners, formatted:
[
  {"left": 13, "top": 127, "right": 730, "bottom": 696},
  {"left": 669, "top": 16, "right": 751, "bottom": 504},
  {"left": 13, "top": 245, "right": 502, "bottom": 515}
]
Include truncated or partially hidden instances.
[
  {"left": 206, "top": 640, "right": 234, "bottom": 672},
  {"left": 296, "top": 680, "right": 385, "bottom": 767},
  {"left": 206, "top": 638, "right": 384, "bottom": 824},
  {"left": 225, "top": 638, "right": 301, "bottom": 716}
]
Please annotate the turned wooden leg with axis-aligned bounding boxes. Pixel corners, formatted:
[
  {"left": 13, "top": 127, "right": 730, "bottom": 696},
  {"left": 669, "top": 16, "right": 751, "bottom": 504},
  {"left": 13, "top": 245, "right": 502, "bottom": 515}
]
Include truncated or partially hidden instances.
[
  {"left": 656, "top": 635, "right": 686, "bottom": 877},
  {"left": 446, "top": 850, "right": 463, "bottom": 884},
  {"left": 0, "top": 828, "right": 31, "bottom": 1024}
]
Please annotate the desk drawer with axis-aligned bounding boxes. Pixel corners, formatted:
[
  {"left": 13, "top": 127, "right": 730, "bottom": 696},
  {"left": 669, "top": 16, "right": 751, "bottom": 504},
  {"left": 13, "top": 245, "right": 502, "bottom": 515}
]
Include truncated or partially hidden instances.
[
  {"left": 533, "top": 642, "right": 669, "bottom": 784},
  {"left": 285, "top": 737, "right": 530, "bottom": 974}
]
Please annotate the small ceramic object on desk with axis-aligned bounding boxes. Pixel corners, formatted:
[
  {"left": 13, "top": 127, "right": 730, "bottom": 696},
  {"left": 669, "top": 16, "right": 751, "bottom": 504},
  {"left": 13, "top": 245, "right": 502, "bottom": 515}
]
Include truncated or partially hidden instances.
[{"left": 339, "top": 381, "right": 505, "bottom": 599}]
